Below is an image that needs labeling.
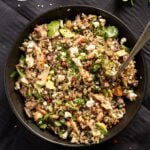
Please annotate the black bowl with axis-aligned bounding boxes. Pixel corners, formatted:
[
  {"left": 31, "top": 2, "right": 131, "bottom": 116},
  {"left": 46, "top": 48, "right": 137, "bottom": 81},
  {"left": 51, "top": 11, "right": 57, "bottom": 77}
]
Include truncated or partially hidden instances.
[{"left": 4, "top": 5, "right": 147, "bottom": 147}]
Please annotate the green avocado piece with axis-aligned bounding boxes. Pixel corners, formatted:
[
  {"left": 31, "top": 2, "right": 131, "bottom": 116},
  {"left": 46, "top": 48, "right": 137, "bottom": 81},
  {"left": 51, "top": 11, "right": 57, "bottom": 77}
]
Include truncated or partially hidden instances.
[
  {"left": 59, "top": 28, "right": 75, "bottom": 38},
  {"left": 96, "top": 122, "right": 108, "bottom": 135},
  {"left": 105, "top": 26, "right": 119, "bottom": 38},
  {"left": 48, "top": 20, "right": 60, "bottom": 37}
]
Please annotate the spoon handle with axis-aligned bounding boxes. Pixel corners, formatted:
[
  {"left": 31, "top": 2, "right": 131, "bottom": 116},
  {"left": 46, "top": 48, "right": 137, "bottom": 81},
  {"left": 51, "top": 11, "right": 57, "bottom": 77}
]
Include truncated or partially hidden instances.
[{"left": 117, "top": 21, "right": 150, "bottom": 76}]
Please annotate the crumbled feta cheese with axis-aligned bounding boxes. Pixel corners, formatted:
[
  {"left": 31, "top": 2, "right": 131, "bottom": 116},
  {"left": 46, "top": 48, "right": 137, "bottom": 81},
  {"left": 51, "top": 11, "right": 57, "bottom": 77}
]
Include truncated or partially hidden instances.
[
  {"left": 126, "top": 90, "right": 137, "bottom": 101},
  {"left": 43, "top": 101, "right": 47, "bottom": 106},
  {"left": 72, "top": 58, "right": 82, "bottom": 67},
  {"left": 81, "top": 25, "right": 86, "bottom": 29},
  {"left": 86, "top": 98, "right": 95, "bottom": 107},
  {"left": 92, "top": 21, "right": 100, "bottom": 28},
  {"left": 61, "top": 131, "right": 68, "bottom": 139},
  {"left": 86, "top": 44, "right": 95, "bottom": 51},
  {"left": 99, "top": 18, "right": 106, "bottom": 26},
  {"left": 44, "top": 64, "right": 49, "bottom": 68},
  {"left": 92, "top": 129, "right": 101, "bottom": 136},
  {"left": 37, "top": 68, "right": 49, "bottom": 86},
  {"left": 27, "top": 41, "right": 36, "bottom": 52},
  {"left": 110, "top": 110, "right": 124, "bottom": 119},
  {"left": 14, "top": 82, "right": 20, "bottom": 90},
  {"left": 57, "top": 74, "right": 65, "bottom": 82},
  {"left": 64, "top": 111, "right": 72, "bottom": 118},
  {"left": 26, "top": 55, "right": 34, "bottom": 67},
  {"left": 61, "top": 52, "right": 66, "bottom": 57},
  {"left": 120, "top": 37, "right": 127, "bottom": 45},
  {"left": 20, "top": 77, "right": 29, "bottom": 84},
  {"left": 69, "top": 47, "right": 79, "bottom": 57}
]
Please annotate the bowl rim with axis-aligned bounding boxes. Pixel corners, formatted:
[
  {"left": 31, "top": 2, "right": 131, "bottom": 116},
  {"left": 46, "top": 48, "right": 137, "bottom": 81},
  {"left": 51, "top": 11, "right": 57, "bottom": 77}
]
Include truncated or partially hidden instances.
[{"left": 4, "top": 5, "right": 147, "bottom": 147}]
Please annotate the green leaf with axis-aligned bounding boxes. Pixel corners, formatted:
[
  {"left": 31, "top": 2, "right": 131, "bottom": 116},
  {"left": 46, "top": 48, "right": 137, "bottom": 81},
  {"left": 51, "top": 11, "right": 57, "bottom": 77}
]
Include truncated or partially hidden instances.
[
  {"left": 90, "top": 65, "right": 100, "bottom": 73},
  {"left": 65, "top": 101, "right": 78, "bottom": 110},
  {"left": 16, "top": 67, "right": 25, "bottom": 77},
  {"left": 74, "top": 98, "right": 85, "bottom": 105},
  {"left": 33, "top": 91, "right": 43, "bottom": 102},
  {"left": 43, "top": 113, "right": 51, "bottom": 121}
]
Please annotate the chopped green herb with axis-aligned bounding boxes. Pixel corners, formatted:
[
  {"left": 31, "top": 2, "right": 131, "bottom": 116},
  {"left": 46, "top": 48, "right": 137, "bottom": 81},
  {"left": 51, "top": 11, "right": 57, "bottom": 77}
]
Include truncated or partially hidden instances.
[
  {"left": 16, "top": 67, "right": 25, "bottom": 77},
  {"left": 59, "top": 111, "right": 64, "bottom": 117},
  {"left": 94, "top": 27, "right": 106, "bottom": 37},
  {"left": 33, "top": 91, "right": 43, "bottom": 102},
  {"left": 65, "top": 101, "right": 78, "bottom": 110},
  {"left": 74, "top": 98, "right": 85, "bottom": 105},
  {"left": 44, "top": 113, "right": 51, "bottom": 121},
  {"left": 90, "top": 65, "right": 100, "bottom": 73}
]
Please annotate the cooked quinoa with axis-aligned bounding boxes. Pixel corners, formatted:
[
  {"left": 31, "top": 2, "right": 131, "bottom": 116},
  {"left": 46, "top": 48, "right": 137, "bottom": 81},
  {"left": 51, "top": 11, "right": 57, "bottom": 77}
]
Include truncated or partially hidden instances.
[{"left": 12, "top": 14, "right": 138, "bottom": 144}]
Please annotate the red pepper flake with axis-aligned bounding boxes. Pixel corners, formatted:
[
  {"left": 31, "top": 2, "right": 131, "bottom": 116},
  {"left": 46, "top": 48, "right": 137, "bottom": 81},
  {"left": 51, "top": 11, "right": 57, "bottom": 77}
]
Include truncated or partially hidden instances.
[
  {"left": 47, "top": 97, "right": 52, "bottom": 103},
  {"left": 112, "top": 139, "right": 118, "bottom": 144},
  {"left": 61, "top": 61, "right": 67, "bottom": 67}
]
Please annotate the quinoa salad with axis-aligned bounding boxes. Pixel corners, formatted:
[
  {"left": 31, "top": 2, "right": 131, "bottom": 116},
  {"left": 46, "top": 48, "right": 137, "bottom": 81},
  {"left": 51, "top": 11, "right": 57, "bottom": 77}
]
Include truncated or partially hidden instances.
[{"left": 11, "top": 14, "right": 138, "bottom": 144}]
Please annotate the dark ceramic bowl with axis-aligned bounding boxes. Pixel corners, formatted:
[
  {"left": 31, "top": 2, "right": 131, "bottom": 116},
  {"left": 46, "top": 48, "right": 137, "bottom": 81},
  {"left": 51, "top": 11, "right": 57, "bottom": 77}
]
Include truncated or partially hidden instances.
[{"left": 4, "top": 5, "right": 147, "bottom": 147}]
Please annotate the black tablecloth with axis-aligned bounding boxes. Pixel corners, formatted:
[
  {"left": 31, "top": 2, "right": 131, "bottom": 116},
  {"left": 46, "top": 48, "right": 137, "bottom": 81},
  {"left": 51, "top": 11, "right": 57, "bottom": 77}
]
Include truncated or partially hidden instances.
[{"left": 0, "top": 0, "right": 150, "bottom": 150}]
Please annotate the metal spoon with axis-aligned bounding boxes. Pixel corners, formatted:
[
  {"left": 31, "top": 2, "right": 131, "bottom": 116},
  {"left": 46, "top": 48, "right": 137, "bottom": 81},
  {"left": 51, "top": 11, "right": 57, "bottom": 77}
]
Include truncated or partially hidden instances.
[{"left": 117, "top": 21, "right": 150, "bottom": 77}]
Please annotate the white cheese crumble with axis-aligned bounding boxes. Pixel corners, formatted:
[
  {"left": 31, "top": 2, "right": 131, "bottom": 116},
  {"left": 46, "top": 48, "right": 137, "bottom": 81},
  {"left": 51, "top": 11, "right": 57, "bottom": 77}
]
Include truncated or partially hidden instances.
[
  {"left": 60, "top": 131, "right": 68, "bottom": 139},
  {"left": 26, "top": 55, "right": 34, "bottom": 68},
  {"left": 69, "top": 47, "right": 79, "bottom": 57},
  {"left": 92, "top": 21, "right": 100, "bottom": 28},
  {"left": 99, "top": 18, "right": 106, "bottom": 27},
  {"left": 43, "top": 101, "right": 47, "bottom": 106},
  {"left": 72, "top": 58, "right": 82, "bottom": 67},
  {"left": 64, "top": 111, "right": 72, "bottom": 118},
  {"left": 86, "top": 44, "right": 95, "bottom": 51},
  {"left": 15, "top": 82, "right": 20, "bottom": 90},
  {"left": 57, "top": 74, "right": 65, "bottom": 82},
  {"left": 86, "top": 98, "right": 95, "bottom": 108},
  {"left": 20, "top": 77, "right": 29, "bottom": 84},
  {"left": 27, "top": 41, "right": 36, "bottom": 52},
  {"left": 126, "top": 90, "right": 137, "bottom": 101}
]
